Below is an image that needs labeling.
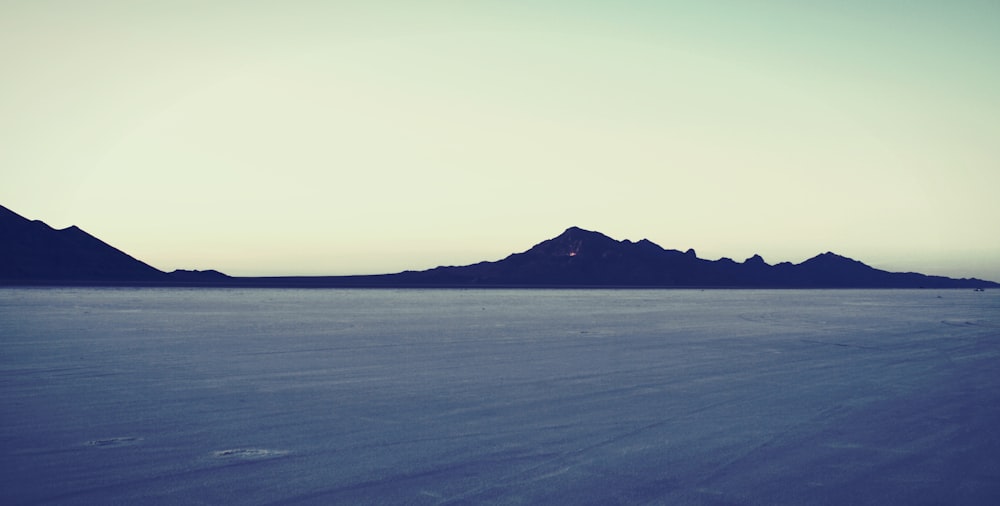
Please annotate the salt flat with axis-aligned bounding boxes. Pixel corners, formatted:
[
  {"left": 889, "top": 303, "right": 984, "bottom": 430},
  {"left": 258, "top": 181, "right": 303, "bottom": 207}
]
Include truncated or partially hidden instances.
[{"left": 1, "top": 288, "right": 998, "bottom": 505}]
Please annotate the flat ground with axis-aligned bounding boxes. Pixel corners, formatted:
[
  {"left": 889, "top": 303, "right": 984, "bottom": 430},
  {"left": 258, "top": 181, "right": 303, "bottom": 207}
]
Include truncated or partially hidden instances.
[{"left": 1, "top": 288, "right": 998, "bottom": 505}]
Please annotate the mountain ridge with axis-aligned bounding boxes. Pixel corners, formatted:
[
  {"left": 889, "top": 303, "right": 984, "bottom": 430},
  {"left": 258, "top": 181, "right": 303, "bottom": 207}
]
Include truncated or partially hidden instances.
[
  {"left": 0, "top": 204, "right": 168, "bottom": 282},
  {"left": 1, "top": 206, "right": 996, "bottom": 288},
  {"left": 385, "top": 227, "right": 996, "bottom": 288}
]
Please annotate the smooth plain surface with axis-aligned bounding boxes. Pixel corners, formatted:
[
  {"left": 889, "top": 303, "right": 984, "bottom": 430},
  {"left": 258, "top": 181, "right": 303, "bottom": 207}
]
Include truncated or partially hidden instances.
[{"left": 2, "top": 288, "right": 999, "bottom": 504}]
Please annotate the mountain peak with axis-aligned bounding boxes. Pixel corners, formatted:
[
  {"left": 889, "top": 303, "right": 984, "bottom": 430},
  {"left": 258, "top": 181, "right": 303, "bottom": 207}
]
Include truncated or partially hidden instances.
[
  {"left": 531, "top": 226, "right": 619, "bottom": 258},
  {"left": 803, "top": 251, "right": 866, "bottom": 266},
  {"left": 557, "top": 226, "right": 609, "bottom": 239}
]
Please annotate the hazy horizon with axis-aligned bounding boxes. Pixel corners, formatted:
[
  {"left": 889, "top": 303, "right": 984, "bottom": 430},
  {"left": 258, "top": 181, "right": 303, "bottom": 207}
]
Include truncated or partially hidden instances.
[{"left": 3, "top": 1, "right": 998, "bottom": 280}]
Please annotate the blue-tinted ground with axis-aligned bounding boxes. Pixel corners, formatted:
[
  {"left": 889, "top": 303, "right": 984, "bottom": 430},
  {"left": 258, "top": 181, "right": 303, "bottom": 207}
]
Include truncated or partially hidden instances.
[{"left": 1, "top": 288, "right": 998, "bottom": 505}]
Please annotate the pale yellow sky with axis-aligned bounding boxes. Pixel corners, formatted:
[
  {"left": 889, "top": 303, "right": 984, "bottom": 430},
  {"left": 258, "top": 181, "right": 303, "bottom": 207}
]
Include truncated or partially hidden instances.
[{"left": 2, "top": 1, "right": 998, "bottom": 280}]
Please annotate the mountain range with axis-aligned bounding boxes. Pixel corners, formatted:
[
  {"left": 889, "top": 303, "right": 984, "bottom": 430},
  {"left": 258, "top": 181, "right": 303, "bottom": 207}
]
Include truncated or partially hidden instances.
[{"left": 1, "top": 204, "right": 996, "bottom": 288}]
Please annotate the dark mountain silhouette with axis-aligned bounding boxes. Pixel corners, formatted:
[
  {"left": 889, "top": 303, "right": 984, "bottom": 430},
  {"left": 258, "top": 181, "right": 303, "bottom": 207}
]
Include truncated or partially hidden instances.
[
  {"left": 1, "top": 205, "right": 995, "bottom": 288},
  {"left": 168, "top": 269, "right": 231, "bottom": 282},
  {"left": 374, "top": 227, "right": 998, "bottom": 288},
  {"left": 0, "top": 204, "right": 168, "bottom": 283},
  {"left": 0, "top": 205, "right": 227, "bottom": 284}
]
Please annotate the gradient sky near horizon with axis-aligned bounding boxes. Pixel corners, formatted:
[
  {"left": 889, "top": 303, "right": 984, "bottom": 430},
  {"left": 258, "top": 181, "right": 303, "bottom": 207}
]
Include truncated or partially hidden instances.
[{"left": 2, "top": 1, "right": 999, "bottom": 280}]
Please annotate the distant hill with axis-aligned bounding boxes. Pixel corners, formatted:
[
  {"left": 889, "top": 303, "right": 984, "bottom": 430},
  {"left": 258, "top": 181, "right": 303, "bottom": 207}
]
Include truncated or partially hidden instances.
[
  {"left": 0, "top": 205, "right": 226, "bottom": 285},
  {"left": 1, "top": 205, "right": 996, "bottom": 288},
  {"left": 373, "top": 226, "right": 998, "bottom": 289}
]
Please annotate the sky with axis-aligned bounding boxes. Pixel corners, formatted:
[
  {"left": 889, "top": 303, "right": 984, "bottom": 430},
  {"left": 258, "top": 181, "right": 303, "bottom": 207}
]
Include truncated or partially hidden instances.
[{"left": 2, "top": 1, "right": 999, "bottom": 280}]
